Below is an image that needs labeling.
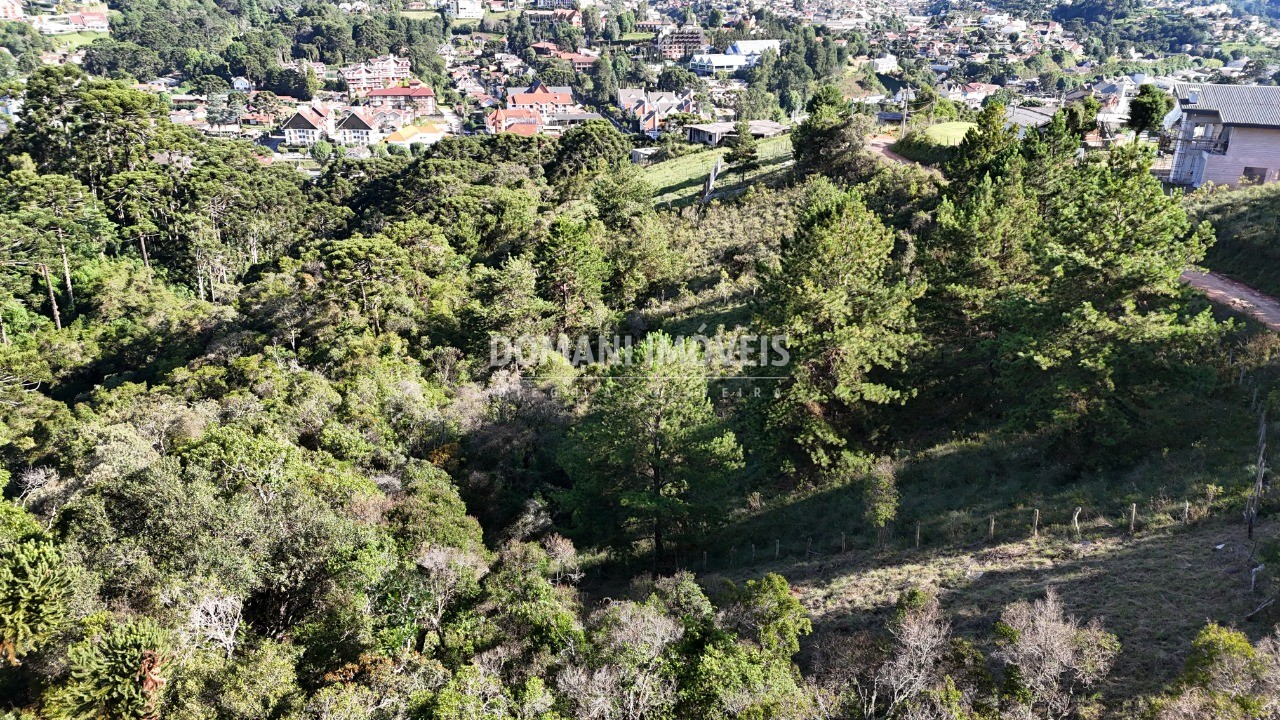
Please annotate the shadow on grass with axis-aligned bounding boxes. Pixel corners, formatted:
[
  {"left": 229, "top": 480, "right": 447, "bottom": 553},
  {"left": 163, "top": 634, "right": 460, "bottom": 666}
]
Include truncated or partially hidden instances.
[
  {"left": 656, "top": 154, "right": 796, "bottom": 208},
  {"left": 781, "top": 516, "right": 1278, "bottom": 704}
]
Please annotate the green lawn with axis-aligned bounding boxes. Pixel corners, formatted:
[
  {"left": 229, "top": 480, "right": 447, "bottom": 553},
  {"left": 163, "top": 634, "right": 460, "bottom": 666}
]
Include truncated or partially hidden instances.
[
  {"left": 644, "top": 134, "right": 793, "bottom": 207},
  {"left": 924, "top": 121, "right": 977, "bottom": 146},
  {"left": 619, "top": 31, "right": 655, "bottom": 42},
  {"left": 49, "top": 30, "right": 108, "bottom": 50}
]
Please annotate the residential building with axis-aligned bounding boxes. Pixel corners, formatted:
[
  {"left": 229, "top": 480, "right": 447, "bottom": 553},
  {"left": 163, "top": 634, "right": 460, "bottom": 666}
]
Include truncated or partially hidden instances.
[
  {"left": 281, "top": 59, "right": 328, "bottom": 78},
  {"left": 448, "top": 0, "right": 484, "bottom": 18},
  {"left": 335, "top": 109, "right": 383, "bottom": 146},
  {"left": 385, "top": 122, "right": 448, "bottom": 148},
  {"left": 1170, "top": 83, "right": 1280, "bottom": 187},
  {"left": 506, "top": 79, "right": 577, "bottom": 119},
  {"left": 282, "top": 105, "right": 335, "bottom": 146},
  {"left": 543, "top": 111, "right": 604, "bottom": 136},
  {"left": 364, "top": 82, "right": 438, "bottom": 115},
  {"left": 525, "top": 8, "right": 580, "bottom": 25},
  {"left": 342, "top": 54, "right": 413, "bottom": 92},
  {"left": 616, "top": 87, "right": 696, "bottom": 136},
  {"left": 486, "top": 107, "right": 543, "bottom": 135},
  {"left": 658, "top": 26, "right": 705, "bottom": 60},
  {"left": 0, "top": 0, "right": 23, "bottom": 21}
]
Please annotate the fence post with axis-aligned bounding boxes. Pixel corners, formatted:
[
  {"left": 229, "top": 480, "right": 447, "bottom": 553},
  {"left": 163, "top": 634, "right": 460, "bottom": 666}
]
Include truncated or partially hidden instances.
[
  {"left": 915, "top": 522, "right": 921, "bottom": 549},
  {"left": 1129, "top": 503, "right": 1137, "bottom": 535},
  {"left": 988, "top": 515, "right": 995, "bottom": 541},
  {"left": 1032, "top": 508, "right": 1040, "bottom": 539},
  {"left": 1183, "top": 500, "right": 1190, "bottom": 525},
  {"left": 1072, "top": 507, "right": 1082, "bottom": 541}
]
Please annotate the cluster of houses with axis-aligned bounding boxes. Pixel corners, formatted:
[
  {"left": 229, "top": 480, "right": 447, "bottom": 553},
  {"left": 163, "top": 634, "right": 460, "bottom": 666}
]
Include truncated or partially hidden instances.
[
  {"left": 277, "top": 78, "right": 448, "bottom": 149},
  {"left": 280, "top": 93, "right": 448, "bottom": 149},
  {"left": 147, "top": 51, "right": 450, "bottom": 155},
  {"left": 483, "top": 79, "right": 603, "bottom": 136},
  {"left": 6, "top": 0, "right": 1273, "bottom": 189}
]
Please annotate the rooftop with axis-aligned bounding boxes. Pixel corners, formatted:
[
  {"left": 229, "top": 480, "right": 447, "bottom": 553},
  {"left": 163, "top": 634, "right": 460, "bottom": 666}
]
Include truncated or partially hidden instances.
[{"left": 1175, "top": 82, "right": 1280, "bottom": 127}]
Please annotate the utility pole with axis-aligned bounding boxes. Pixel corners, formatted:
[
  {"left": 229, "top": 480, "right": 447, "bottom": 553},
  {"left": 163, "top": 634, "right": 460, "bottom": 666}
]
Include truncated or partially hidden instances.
[{"left": 900, "top": 83, "right": 910, "bottom": 137}]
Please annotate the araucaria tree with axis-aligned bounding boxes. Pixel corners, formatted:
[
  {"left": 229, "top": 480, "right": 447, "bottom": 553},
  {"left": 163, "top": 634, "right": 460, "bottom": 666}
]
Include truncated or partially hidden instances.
[{"left": 558, "top": 332, "right": 743, "bottom": 574}]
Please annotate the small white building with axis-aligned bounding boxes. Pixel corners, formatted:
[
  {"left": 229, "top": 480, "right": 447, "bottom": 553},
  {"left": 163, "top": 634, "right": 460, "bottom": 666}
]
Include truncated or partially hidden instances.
[{"left": 448, "top": 0, "right": 484, "bottom": 18}]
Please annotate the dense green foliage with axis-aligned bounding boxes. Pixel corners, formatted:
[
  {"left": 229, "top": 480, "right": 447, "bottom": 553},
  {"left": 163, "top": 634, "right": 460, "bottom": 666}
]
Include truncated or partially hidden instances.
[{"left": 0, "top": 50, "right": 1267, "bottom": 719}]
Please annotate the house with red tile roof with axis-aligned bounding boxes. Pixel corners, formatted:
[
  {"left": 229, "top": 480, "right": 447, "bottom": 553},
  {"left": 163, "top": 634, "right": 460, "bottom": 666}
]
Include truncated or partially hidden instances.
[
  {"left": 335, "top": 109, "right": 383, "bottom": 146},
  {"left": 486, "top": 107, "right": 542, "bottom": 135},
  {"left": 364, "top": 83, "right": 437, "bottom": 115}
]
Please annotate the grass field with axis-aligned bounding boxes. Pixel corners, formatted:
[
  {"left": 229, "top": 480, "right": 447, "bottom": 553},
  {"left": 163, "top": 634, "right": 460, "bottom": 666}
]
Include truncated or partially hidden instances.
[
  {"left": 924, "top": 121, "right": 977, "bottom": 146},
  {"left": 619, "top": 31, "right": 655, "bottom": 42},
  {"left": 1187, "top": 182, "right": 1280, "bottom": 298},
  {"left": 717, "top": 511, "right": 1280, "bottom": 707},
  {"left": 686, "top": 398, "right": 1273, "bottom": 708},
  {"left": 643, "top": 134, "right": 794, "bottom": 206},
  {"left": 49, "top": 30, "right": 108, "bottom": 50}
]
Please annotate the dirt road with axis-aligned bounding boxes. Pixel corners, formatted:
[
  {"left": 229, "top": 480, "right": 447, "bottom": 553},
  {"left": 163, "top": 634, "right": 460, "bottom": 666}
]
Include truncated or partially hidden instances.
[
  {"left": 1182, "top": 270, "right": 1280, "bottom": 331},
  {"left": 863, "top": 136, "right": 1280, "bottom": 332},
  {"left": 866, "top": 135, "right": 914, "bottom": 164}
]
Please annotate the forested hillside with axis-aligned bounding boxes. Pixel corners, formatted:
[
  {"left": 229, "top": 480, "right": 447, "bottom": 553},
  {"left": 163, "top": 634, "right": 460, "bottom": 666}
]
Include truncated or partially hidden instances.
[{"left": 1, "top": 70, "right": 1279, "bottom": 720}]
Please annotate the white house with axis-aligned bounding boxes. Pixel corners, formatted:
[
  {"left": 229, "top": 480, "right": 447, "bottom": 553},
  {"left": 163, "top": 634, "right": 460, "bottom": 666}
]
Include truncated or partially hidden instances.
[
  {"left": 281, "top": 106, "right": 335, "bottom": 146},
  {"left": 335, "top": 109, "right": 383, "bottom": 146},
  {"left": 448, "top": 0, "right": 484, "bottom": 18},
  {"left": 1170, "top": 83, "right": 1280, "bottom": 187}
]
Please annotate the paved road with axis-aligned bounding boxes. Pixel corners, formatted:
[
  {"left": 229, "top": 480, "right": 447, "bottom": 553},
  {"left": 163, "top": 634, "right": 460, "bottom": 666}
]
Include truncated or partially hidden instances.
[{"left": 1182, "top": 270, "right": 1280, "bottom": 331}]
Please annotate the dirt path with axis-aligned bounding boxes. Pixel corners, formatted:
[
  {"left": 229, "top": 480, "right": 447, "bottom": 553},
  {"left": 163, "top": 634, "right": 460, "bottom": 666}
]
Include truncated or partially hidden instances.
[
  {"left": 1183, "top": 269, "right": 1280, "bottom": 331},
  {"left": 862, "top": 137, "right": 1280, "bottom": 332},
  {"left": 866, "top": 135, "right": 913, "bottom": 164}
]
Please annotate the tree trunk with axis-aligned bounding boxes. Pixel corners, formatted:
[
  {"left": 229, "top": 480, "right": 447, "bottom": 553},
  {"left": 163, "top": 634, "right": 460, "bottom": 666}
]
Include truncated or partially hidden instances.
[
  {"left": 0, "top": 314, "right": 7, "bottom": 346},
  {"left": 651, "top": 416, "right": 664, "bottom": 579},
  {"left": 41, "top": 264, "right": 61, "bottom": 331},
  {"left": 59, "top": 242, "right": 74, "bottom": 311},
  {"left": 139, "top": 234, "right": 151, "bottom": 270}
]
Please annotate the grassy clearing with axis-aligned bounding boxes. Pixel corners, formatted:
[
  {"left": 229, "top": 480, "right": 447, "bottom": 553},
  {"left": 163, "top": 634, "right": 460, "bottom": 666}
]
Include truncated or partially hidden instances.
[
  {"left": 924, "top": 120, "right": 976, "bottom": 145},
  {"left": 1186, "top": 182, "right": 1280, "bottom": 298},
  {"left": 620, "top": 31, "right": 655, "bottom": 41},
  {"left": 644, "top": 134, "right": 793, "bottom": 206},
  {"left": 49, "top": 30, "right": 108, "bottom": 50},
  {"left": 693, "top": 391, "right": 1258, "bottom": 565},
  {"left": 730, "top": 512, "right": 1280, "bottom": 708}
]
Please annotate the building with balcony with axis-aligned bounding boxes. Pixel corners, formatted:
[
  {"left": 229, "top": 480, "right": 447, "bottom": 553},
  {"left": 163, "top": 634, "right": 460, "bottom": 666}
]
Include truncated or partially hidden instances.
[{"left": 1170, "top": 83, "right": 1280, "bottom": 187}]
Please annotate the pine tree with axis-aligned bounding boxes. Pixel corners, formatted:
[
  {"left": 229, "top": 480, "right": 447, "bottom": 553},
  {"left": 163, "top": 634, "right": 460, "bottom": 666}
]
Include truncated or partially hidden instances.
[
  {"left": 725, "top": 119, "right": 758, "bottom": 171},
  {"left": 758, "top": 178, "right": 923, "bottom": 471},
  {"left": 558, "top": 333, "right": 743, "bottom": 576}
]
